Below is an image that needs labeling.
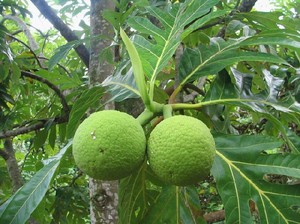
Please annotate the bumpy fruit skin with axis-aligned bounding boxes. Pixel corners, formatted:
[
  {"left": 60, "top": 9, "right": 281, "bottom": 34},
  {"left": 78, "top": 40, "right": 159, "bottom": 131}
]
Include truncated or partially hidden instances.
[
  {"left": 72, "top": 110, "right": 146, "bottom": 180},
  {"left": 147, "top": 115, "right": 216, "bottom": 186}
]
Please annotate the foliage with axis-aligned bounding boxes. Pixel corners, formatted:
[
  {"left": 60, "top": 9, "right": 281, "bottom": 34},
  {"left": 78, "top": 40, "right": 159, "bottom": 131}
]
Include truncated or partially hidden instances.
[{"left": 0, "top": 0, "right": 300, "bottom": 223}]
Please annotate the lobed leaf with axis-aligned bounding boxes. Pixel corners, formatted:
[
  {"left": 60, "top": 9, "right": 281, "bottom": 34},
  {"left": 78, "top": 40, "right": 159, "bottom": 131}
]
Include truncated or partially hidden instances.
[
  {"left": 102, "top": 58, "right": 140, "bottom": 103},
  {"left": 118, "top": 163, "right": 159, "bottom": 224},
  {"left": 179, "top": 36, "right": 288, "bottom": 85},
  {"left": 140, "top": 186, "right": 178, "bottom": 224},
  {"left": 128, "top": 0, "right": 219, "bottom": 98},
  {"left": 212, "top": 134, "right": 300, "bottom": 223}
]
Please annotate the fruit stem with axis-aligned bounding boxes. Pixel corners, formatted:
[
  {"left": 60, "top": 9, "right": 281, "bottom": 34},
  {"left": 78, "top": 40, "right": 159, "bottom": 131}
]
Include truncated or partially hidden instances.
[
  {"left": 149, "top": 101, "right": 164, "bottom": 113},
  {"left": 136, "top": 109, "right": 155, "bottom": 126},
  {"left": 163, "top": 104, "right": 173, "bottom": 119},
  {"left": 176, "top": 186, "right": 180, "bottom": 224}
]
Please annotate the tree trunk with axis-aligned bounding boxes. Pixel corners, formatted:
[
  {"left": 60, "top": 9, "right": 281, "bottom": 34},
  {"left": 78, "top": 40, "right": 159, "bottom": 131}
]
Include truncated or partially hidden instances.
[
  {"left": 1, "top": 138, "right": 24, "bottom": 192},
  {"left": 89, "top": 1, "right": 118, "bottom": 223}
]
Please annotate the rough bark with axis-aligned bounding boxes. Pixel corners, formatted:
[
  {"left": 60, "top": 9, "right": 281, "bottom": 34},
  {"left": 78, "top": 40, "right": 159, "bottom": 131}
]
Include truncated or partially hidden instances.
[
  {"left": 89, "top": 0, "right": 114, "bottom": 85},
  {"left": 30, "top": 0, "right": 90, "bottom": 67},
  {"left": 88, "top": 1, "right": 118, "bottom": 223},
  {"left": 203, "top": 210, "right": 225, "bottom": 223},
  {"left": 1, "top": 138, "right": 24, "bottom": 192}
]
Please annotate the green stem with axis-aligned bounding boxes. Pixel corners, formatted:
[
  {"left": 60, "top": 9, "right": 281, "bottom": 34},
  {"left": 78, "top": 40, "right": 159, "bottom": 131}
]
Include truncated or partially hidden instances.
[
  {"left": 176, "top": 186, "right": 180, "bottom": 224},
  {"left": 136, "top": 109, "right": 155, "bottom": 126},
  {"left": 163, "top": 104, "right": 173, "bottom": 119},
  {"left": 171, "top": 98, "right": 275, "bottom": 110},
  {"left": 149, "top": 101, "right": 164, "bottom": 114}
]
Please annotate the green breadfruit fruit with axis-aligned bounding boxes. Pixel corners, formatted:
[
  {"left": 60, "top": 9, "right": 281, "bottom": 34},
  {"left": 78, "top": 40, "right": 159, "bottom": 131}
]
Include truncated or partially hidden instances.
[
  {"left": 147, "top": 115, "right": 216, "bottom": 186},
  {"left": 72, "top": 110, "right": 146, "bottom": 180}
]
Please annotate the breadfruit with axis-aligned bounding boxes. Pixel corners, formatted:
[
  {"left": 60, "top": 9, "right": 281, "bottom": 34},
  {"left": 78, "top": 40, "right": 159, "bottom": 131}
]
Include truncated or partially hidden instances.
[
  {"left": 72, "top": 110, "right": 146, "bottom": 180},
  {"left": 147, "top": 115, "right": 216, "bottom": 186}
]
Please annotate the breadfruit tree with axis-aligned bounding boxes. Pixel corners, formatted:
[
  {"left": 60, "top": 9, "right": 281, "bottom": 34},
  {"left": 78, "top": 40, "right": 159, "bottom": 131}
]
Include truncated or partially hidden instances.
[{"left": 0, "top": 0, "right": 300, "bottom": 223}]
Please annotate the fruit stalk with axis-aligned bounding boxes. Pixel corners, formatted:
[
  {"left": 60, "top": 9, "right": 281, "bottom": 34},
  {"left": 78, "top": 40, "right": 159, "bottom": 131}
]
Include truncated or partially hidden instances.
[{"left": 136, "top": 109, "right": 155, "bottom": 126}]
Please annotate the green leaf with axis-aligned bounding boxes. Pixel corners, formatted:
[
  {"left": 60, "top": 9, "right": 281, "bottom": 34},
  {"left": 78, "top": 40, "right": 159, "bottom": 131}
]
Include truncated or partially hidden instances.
[
  {"left": 237, "top": 12, "right": 297, "bottom": 30},
  {"left": 33, "top": 129, "right": 49, "bottom": 150},
  {"left": 141, "top": 186, "right": 177, "bottom": 224},
  {"left": 179, "top": 37, "right": 287, "bottom": 84},
  {"left": 241, "top": 30, "right": 300, "bottom": 50},
  {"left": 48, "top": 125, "right": 56, "bottom": 149},
  {"left": 48, "top": 39, "right": 86, "bottom": 70},
  {"left": 66, "top": 86, "right": 104, "bottom": 138},
  {"left": 128, "top": 0, "right": 219, "bottom": 99},
  {"left": 120, "top": 28, "right": 150, "bottom": 107},
  {"left": 139, "top": 185, "right": 203, "bottom": 224},
  {"left": 212, "top": 134, "right": 300, "bottom": 223},
  {"left": 102, "top": 62, "right": 140, "bottom": 102},
  {"left": 0, "top": 141, "right": 72, "bottom": 224},
  {"left": 118, "top": 163, "right": 158, "bottom": 224},
  {"left": 180, "top": 187, "right": 206, "bottom": 224},
  {"left": 182, "top": 9, "right": 229, "bottom": 40},
  {"left": 35, "top": 70, "right": 81, "bottom": 90}
]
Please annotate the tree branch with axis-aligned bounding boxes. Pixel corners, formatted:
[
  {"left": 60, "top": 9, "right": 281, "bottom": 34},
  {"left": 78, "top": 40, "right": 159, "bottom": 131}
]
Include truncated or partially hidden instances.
[
  {"left": 0, "top": 115, "right": 68, "bottom": 139},
  {"left": 203, "top": 210, "right": 225, "bottom": 223},
  {"left": 30, "top": 0, "right": 90, "bottom": 67},
  {"left": 7, "top": 34, "right": 44, "bottom": 68},
  {"left": 0, "top": 71, "right": 70, "bottom": 139},
  {"left": 0, "top": 148, "right": 10, "bottom": 160},
  {"left": 3, "top": 15, "right": 40, "bottom": 51},
  {"left": 21, "top": 71, "right": 70, "bottom": 115},
  {"left": 4, "top": 138, "right": 24, "bottom": 192}
]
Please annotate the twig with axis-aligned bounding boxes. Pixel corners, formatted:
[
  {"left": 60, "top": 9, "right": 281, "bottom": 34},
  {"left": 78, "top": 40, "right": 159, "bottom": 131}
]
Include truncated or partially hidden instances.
[
  {"left": 6, "top": 34, "right": 44, "bottom": 68},
  {"left": 36, "top": 56, "right": 73, "bottom": 77},
  {"left": 30, "top": 0, "right": 90, "bottom": 67},
  {"left": 184, "top": 83, "right": 205, "bottom": 96},
  {"left": 21, "top": 71, "right": 70, "bottom": 115},
  {"left": 0, "top": 71, "right": 70, "bottom": 139},
  {"left": 0, "top": 115, "right": 68, "bottom": 139},
  {"left": 203, "top": 210, "right": 225, "bottom": 223}
]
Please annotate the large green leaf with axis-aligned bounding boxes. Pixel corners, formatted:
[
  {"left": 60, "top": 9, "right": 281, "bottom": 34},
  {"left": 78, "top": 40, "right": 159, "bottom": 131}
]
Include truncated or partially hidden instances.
[
  {"left": 35, "top": 70, "right": 81, "bottom": 90},
  {"left": 141, "top": 186, "right": 178, "bottom": 224},
  {"left": 128, "top": 0, "right": 219, "bottom": 99},
  {"left": 237, "top": 11, "right": 299, "bottom": 30},
  {"left": 0, "top": 141, "right": 72, "bottom": 224},
  {"left": 179, "top": 29, "right": 300, "bottom": 85},
  {"left": 179, "top": 39, "right": 285, "bottom": 84},
  {"left": 102, "top": 61, "right": 140, "bottom": 103},
  {"left": 119, "top": 163, "right": 204, "bottom": 224},
  {"left": 140, "top": 185, "right": 205, "bottom": 224},
  {"left": 118, "top": 163, "right": 158, "bottom": 224},
  {"left": 212, "top": 134, "right": 300, "bottom": 223}
]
